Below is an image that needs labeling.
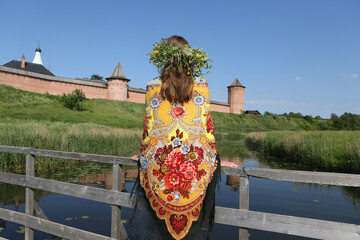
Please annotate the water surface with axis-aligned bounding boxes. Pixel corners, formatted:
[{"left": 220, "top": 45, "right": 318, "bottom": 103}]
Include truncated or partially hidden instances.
[{"left": 0, "top": 151, "right": 359, "bottom": 239}]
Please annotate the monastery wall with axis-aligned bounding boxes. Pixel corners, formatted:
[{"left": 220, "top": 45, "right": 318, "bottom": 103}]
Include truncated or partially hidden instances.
[
  {"left": 128, "top": 89, "right": 146, "bottom": 104},
  {"left": 0, "top": 66, "right": 239, "bottom": 114},
  {"left": 210, "top": 101, "right": 230, "bottom": 113},
  {"left": 0, "top": 66, "right": 107, "bottom": 99}
]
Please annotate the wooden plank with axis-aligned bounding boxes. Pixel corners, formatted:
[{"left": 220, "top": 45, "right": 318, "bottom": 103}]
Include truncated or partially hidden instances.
[
  {"left": 215, "top": 207, "right": 360, "bottom": 240},
  {"left": 247, "top": 168, "right": 360, "bottom": 187},
  {"left": 25, "top": 154, "right": 34, "bottom": 240},
  {"left": 0, "top": 145, "right": 137, "bottom": 166},
  {"left": 0, "top": 208, "right": 116, "bottom": 240},
  {"left": 0, "top": 145, "right": 31, "bottom": 154},
  {"left": 111, "top": 164, "right": 128, "bottom": 240},
  {"left": 29, "top": 148, "right": 137, "bottom": 166},
  {"left": 0, "top": 172, "right": 133, "bottom": 208},
  {"left": 221, "top": 166, "right": 241, "bottom": 176},
  {"left": 34, "top": 201, "right": 49, "bottom": 221},
  {"left": 239, "top": 168, "right": 249, "bottom": 240},
  {"left": 0, "top": 172, "right": 26, "bottom": 186}
]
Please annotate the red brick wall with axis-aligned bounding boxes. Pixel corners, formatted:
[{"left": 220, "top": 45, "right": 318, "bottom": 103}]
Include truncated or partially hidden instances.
[
  {"left": 211, "top": 104, "right": 230, "bottom": 113},
  {"left": 0, "top": 70, "right": 235, "bottom": 113},
  {"left": 0, "top": 71, "right": 107, "bottom": 99},
  {"left": 127, "top": 91, "right": 146, "bottom": 104}
]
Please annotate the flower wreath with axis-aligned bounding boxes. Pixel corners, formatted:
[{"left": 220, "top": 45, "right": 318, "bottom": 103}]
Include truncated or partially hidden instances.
[{"left": 147, "top": 38, "right": 212, "bottom": 80}]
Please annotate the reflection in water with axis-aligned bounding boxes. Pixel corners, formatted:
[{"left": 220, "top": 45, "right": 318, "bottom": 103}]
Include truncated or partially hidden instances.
[
  {"left": 222, "top": 157, "right": 244, "bottom": 190},
  {"left": 76, "top": 169, "right": 138, "bottom": 191}
]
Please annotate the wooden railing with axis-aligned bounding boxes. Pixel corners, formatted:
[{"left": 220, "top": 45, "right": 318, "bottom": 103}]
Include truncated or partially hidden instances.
[{"left": 0, "top": 145, "right": 360, "bottom": 240}]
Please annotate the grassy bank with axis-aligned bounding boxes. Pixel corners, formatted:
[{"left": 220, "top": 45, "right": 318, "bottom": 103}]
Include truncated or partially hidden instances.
[
  {"left": 0, "top": 84, "right": 331, "bottom": 133},
  {"left": 0, "top": 84, "right": 144, "bottom": 129},
  {"left": 212, "top": 112, "right": 328, "bottom": 133},
  {"left": 246, "top": 131, "right": 360, "bottom": 173},
  {"left": 0, "top": 120, "right": 141, "bottom": 173},
  {"left": 3, "top": 85, "right": 359, "bottom": 173}
]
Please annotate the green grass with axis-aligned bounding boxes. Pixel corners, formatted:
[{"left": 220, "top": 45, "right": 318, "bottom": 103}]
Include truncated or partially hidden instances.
[
  {"left": 246, "top": 131, "right": 360, "bottom": 173},
  {"left": 2, "top": 84, "right": 357, "bottom": 173},
  {"left": 0, "top": 84, "right": 330, "bottom": 133},
  {"left": 0, "top": 120, "right": 142, "bottom": 173},
  {"left": 212, "top": 112, "right": 329, "bottom": 133},
  {"left": 0, "top": 84, "right": 144, "bottom": 129}
]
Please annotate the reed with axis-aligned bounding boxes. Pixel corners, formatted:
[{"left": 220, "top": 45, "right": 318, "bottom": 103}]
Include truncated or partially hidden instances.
[
  {"left": 246, "top": 131, "right": 360, "bottom": 173},
  {"left": 0, "top": 120, "right": 142, "bottom": 174}
]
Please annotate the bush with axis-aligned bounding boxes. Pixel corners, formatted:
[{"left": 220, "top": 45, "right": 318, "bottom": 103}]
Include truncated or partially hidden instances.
[{"left": 60, "top": 89, "right": 87, "bottom": 110}]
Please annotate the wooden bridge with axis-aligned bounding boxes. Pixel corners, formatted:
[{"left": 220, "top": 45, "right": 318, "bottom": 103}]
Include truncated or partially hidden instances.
[{"left": 0, "top": 145, "right": 359, "bottom": 240}]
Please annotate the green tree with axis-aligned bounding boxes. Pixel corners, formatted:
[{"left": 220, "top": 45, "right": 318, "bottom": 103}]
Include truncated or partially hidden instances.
[
  {"left": 60, "top": 89, "right": 87, "bottom": 111},
  {"left": 90, "top": 74, "right": 103, "bottom": 80},
  {"left": 304, "top": 115, "right": 313, "bottom": 123}
]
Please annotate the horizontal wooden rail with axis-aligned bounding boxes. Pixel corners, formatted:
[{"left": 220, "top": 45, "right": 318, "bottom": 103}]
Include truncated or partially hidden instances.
[
  {"left": 2, "top": 145, "right": 359, "bottom": 187},
  {"left": 246, "top": 168, "right": 360, "bottom": 187},
  {"left": 0, "top": 145, "right": 137, "bottom": 166},
  {"left": 0, "top": 172, "right": 133, "bottom": 208},
  {"left": 2, "top": 172, "right": 359, "bottom": 239},
  {"left": 0, "top": 208, "right": 115, "bottom": 240},
  {"left": 215, "top": 207, "right": 360, "bottom": 239}
]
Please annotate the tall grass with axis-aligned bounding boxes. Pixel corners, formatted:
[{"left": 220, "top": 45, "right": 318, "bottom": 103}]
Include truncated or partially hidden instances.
[
  {"left": 212, "top": 112, "right": 327, "bottom": 133},
  {"left": 0, "top": 120, "right": 142, "bottom": 174},
  {"left": 215, "top": 133, "right": 252, "bottom": 158},
  {"left": 246, "top": 131, "right": 360, "bottom": 173}
]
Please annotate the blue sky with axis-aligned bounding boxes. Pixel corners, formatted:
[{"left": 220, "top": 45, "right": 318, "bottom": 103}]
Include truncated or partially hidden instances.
[{"left": 1, "top": 0, "right": 359, "bottom": 118}]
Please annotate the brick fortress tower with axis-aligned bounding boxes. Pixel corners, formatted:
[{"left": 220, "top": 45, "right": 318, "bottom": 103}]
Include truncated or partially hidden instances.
[
  {"left": 227, "top": 78, "right": 246, "bottom": 114},
  {"left": 106, "top": 62, "right": 130, "bottom": 101}
]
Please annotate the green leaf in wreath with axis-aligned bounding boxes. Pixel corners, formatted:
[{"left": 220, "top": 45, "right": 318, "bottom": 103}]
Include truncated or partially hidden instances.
[{"left": 65, "top": 217, "right": 73, "bottom": 221}]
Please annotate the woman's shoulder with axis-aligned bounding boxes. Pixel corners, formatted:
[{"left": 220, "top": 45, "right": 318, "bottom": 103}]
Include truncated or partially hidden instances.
[
  {"left": 147, "top": 77, "right": 162, "bottom": 87},
  {"left": 193, "top": 76, "right": 207, "bottom": 85}
]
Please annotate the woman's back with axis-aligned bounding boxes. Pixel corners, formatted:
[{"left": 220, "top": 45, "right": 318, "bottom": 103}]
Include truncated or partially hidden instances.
[
  {"left": 131, "top": 36, "right": 218, "bottom": 240},
  {"left": 138, "top": 77, "right": 218, "bottom": 239}
]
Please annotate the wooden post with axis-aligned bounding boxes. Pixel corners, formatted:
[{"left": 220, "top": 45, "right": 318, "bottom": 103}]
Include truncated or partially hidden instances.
[
  {"left": 239, "top": 167, "right": 249, "bottom": 240},
  {"left": 25, "top": 154, "right": 35, "bottom": 240},
  {"left": 111, "top": 162, "right": 128, "bottom": 239}
]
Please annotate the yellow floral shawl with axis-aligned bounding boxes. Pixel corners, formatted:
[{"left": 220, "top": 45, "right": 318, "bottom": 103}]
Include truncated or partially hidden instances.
[{"left": 139, "top": 78, "right": 218, "bottom": 239}]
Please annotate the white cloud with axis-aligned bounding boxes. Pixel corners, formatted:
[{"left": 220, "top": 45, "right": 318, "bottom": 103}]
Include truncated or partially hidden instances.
[
  {"left": 245, "top": 99, "right": 294, "bottom": 107},
  {"left": 350, "top": 73, "right": 358, "bottom": 79},
  {"left": 296, "top": 76, "right": 301, "bottom": 81},
  {"left": 341, "top": 73, "right": 358, "bottom": 79}
]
